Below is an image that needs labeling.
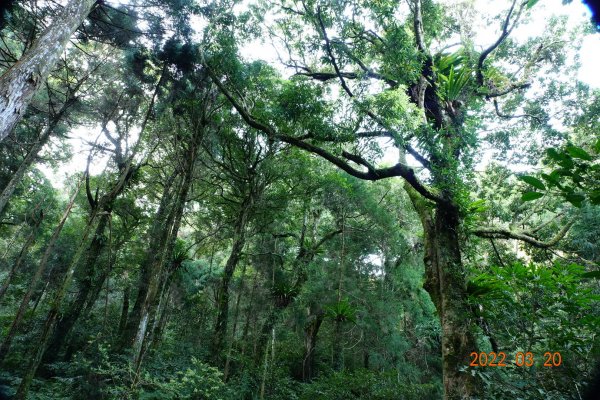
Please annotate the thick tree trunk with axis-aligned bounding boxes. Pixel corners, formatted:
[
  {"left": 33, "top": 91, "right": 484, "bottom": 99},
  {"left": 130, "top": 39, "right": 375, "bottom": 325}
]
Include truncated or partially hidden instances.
[
  {"left": 42, "top": 213, "right": 109, "bottom": 362},
  {"left": 302, "top": 308, "right": 324, "bottom": 381},
  {"left": 0, "top": 0, "right": 95, "bottom": 140},
  {"left": 434, "top": 207, "right": 478, "bottom": 400},
  {"left": 332, "top": 319, "right": 344, "bottom": 371},
  {"left": 407, "top": 187, "right": 478, "bottom": 400},
  {"left": 0, "top": 179, "right": 81, "bottom": 362}
]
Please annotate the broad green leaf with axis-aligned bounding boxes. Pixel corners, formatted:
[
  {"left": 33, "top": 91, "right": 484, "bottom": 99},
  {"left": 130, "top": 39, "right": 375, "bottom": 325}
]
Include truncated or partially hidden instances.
[
  {"left": 546, "top": 147, "right": 562, "bottom": 161},
  {"left": 541, "top": 172, "right": 560, "bottom": 185},
  {"left": 595, "top": 138, "right": 600, "bottom": 154},
  {"left": 526, "top": 0, "right": 540, "bottom": 8},
  {"left": 582, "top": 271, "right": 600, "bottom": 280},
  {"left": 590, "top": 189, "right": 600, "bottom": 205},
  {"left": 565, "top": 193, "right": 585, "bottom": 207},
  {"left": 521, "top": 191, "right": 543, "bottom": 201},
  {"left": 518, "top": 175, "right": 546, "bottom": 190},
  {"left": 566, "top": 144, "right": 592, "bottom": 161}
]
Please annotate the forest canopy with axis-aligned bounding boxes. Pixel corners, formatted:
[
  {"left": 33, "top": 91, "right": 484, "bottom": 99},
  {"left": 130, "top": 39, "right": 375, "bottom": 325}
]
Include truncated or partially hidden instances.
[{"left": 0, "top": 0, "right": 599, "bottom": 399}]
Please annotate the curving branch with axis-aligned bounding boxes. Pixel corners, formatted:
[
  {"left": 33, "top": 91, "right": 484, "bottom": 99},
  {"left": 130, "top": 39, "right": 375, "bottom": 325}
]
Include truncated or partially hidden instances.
[
  {"left": 471, "top": 218, "right": 576, "bottom": 249},
  {"left": 412, "top": 0, "right": 426, "bottom": 54},
  {"left": 487, "top": 82, "right": 531, "bottom": 99},
  {"left": 201, "top": 61, "right": 445, "bottom": 204},
  {"left": 476, "top": 0, "right": 527, "bottom": 86},
  {"left": 316, "top": 6, "right": 354, "bottom": 98},
  {"left": 493, "top": 99, "right": 541, "bottom": 123}
]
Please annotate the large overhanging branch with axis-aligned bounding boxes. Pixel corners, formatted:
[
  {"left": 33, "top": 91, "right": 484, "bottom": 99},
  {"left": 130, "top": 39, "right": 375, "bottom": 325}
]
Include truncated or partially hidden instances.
[
  {"left": 471, "top": 218, "right": 576, "bottom": 249},
  {"left": 201, "top": 61, "right": 444, "bottom": 204},
  {"left": 289, "top": 64, "right": 397, "bottom": 87},
  {"left": 356, "top": 131, "right": 431, "bottom": 170}
]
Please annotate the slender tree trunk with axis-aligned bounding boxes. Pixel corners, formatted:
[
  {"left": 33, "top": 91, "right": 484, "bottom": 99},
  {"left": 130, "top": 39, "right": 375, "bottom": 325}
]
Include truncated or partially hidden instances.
[
  {"left": 0, "top": 106, "right": 66, "bottom": 215},
  {"left": 30, "top": 281, "right": 49, "bottom": 315},
  {"left": 149, "top": 283, "right": 173, "bottom": 350},
  {"left": 0, "top": 0, "right": 95, "bottom": 140},
  {"left": 254, "top": 306, "right": 278, "bottom": 365},
  {"left": 211, "top": 202, "right": 251, "bottom": 363},
  {"left": 223, "top": 261, "right": 247, "bottom": 380},
  {"left": 259, "top": 326, "right": 275, "bottom": 399},
  {"left": 44, "top": 152, "right": 138, "bottom": 361},
  {"left": 239, "top": 271, "right": 258, "bottom": 362},
  {"left": 15, "top": 207, "right": 98, "bottom": 399},
  {"left": 118, "top": 284, "right": 130, "bottom": 335},
  {"left": 120, "top": 171, "right": 177, "bottom": 349},
  {"left": 132, "top": 154, "right": 194, "bottom": 369},
  {"left": 0, "top": 179, "right": 81, "bottom": 362},
  {"left": 127, "top": 203, "right": 176, "bottom": 366},
  {"left": 0, "top": 214, "right": 43, "bottom": 300}
]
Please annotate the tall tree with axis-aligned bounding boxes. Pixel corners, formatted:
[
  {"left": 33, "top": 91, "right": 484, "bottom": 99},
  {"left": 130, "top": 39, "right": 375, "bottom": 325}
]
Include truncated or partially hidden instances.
[
  {"left": 0, "top": 0, "right": 97, "bottom": 140},
  {"left": 201, "top": 0, "right": 588, "bottom": 397}
]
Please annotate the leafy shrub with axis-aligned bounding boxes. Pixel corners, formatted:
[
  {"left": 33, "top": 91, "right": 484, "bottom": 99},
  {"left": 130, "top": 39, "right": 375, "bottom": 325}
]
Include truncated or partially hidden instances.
[{"left": 298, "top": 369, "right": 441, "bottom": 400}]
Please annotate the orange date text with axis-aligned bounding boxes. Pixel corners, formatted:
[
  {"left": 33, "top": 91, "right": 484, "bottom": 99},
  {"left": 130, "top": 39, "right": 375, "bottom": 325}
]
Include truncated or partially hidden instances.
[{"left": 469, "top": 352, "right": 562, "bottom": 367}]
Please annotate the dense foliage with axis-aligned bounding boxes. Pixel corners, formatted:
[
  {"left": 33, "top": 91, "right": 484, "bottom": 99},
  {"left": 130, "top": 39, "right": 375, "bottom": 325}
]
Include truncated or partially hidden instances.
[{"left": 0, "top": 0, "right": 598, "bottom": 399}]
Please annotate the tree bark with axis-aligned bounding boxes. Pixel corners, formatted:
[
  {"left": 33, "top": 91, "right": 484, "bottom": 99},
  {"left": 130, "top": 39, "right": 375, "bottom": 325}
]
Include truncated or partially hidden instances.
[
  {"left": 302, "top": 308, "right": 324, "bottom": 381},
  {"left": 407, "top": 187, "right": 478, "bottom": 400},
  {"left": 118, "top": 284, "right": 130, "bottom": 335},
  {"left": 119, "top": 171, "right": 178, "bottom": 349},
  {"left": 0, "top": 179, "right": 81, "bottom": 362},
  {"left": 211, "top": 201, "right": 251, "bottom": 364},
  {"left": 42, "top": 213, "right": 109, "bottom": 362},
  {"left": 0, "top": 0, "right": 96, "bottom": 140},
  {"left": 0, "top": 213, "right": 43, "bottom": 300},
  {"left": 0, "top": 100, "right": 71, "bottom": 215},
  {"left": 15, "top": 205, "right": 98, "bottom": 399},
  {"left": 332, "top": 318, "right": 344, "bottom": 371},
  {"left": 131, "top": 154, "right": 195, "bottom": 369},
  {"left": 223, "top": 261, "right": 247, "bottom": 380}
]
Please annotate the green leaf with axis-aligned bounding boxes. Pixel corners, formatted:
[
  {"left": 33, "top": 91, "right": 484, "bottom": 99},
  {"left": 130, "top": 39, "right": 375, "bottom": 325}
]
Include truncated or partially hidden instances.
[
  {"left": 590, "top": 189, "right": 600, "bottom": 205},
  {"left": 566, "top": 144, "right": 592, "bottom": 161},
  {"left": 521, "top": 191, "right": 544, "bottom": 201},
  {"left": 546, "top": 147, "right": 561, "bottom": 161},
  {"left": 468, "top": 199, "right": 488, "bottom": 213},
  {"left": 564, "top": 193, "right": 585, "bottom": 207},
  {"left": 518, "top": 175, "right": 546, "bottom": 190},
  {"left": 526, "top": 0, "right": 540, "bottom": 8},
  {"left": 582, "top": 271, "right": 600, "bottom": 280},
  {"left": 594, "top": 138, "right": 600, "bottom": 154},
  {"left": 541, "top": 171, "right": 560, "bottom": 186}
]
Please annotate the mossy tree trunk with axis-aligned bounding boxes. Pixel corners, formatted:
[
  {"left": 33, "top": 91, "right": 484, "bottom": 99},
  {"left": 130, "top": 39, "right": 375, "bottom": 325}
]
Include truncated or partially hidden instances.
[{"left": 0, "top": 0, "right": 96, "bottom": 140}]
